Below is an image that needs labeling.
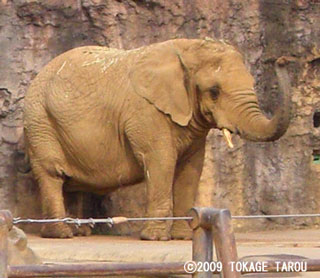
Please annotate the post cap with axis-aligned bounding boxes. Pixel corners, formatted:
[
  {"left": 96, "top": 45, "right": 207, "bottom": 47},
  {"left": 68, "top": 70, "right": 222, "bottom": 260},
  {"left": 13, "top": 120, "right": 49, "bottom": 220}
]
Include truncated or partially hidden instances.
[
  {"left": 0, "top": 210, "right": 13, "bottom": 230},
  {"left": 188, "top": 207, "right": 220, "bottom": 230}
]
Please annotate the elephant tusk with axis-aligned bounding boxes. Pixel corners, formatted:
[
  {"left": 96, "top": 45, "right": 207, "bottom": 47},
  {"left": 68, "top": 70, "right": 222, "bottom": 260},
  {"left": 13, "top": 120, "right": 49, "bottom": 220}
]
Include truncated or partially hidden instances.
[{"left": 222, "top": 128, "right": 234, "bottom": 148}]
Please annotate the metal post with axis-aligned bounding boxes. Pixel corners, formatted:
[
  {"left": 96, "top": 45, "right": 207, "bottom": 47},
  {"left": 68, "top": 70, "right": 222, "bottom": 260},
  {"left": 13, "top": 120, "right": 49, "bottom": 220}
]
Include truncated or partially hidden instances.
[
  {"left": 0, "top": 210, "right": 11, "bottom": 278},
  {"left": 189, "top": 207, "right": 217, "bottom": 278},
  {"left": 212, "top": 209, "right": 240, "bottom": 278}
]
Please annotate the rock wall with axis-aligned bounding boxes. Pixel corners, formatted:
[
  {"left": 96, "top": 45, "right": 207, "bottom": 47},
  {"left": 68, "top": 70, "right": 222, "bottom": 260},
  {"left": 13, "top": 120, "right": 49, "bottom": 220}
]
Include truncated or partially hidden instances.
[{"left": 0, "top": 0, "right": 319, "bottom": 234}]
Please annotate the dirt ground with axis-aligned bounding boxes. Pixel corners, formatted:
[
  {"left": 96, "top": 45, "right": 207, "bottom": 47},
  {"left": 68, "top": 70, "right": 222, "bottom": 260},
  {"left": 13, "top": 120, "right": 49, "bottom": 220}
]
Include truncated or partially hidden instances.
[{"left": 25, "top": 228, "right": 320, "bottom": 278}]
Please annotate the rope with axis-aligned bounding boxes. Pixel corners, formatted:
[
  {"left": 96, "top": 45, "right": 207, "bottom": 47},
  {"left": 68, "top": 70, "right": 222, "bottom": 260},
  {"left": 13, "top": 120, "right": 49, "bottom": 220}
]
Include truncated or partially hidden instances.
[
  {"left": 232, "top": 213, "right": 320, "bottom": 219},
  {"left": 13, "top": 217, "right": 113, "bottom": 227},
  {"left": 122, "top": 217, "right": 193, "bottom": 221},
  {"left": 13, "top": 216, "right": 193, "bottom": 227},
  {"left": 12, "top": 213, "right": 320, "bottom": 227}
]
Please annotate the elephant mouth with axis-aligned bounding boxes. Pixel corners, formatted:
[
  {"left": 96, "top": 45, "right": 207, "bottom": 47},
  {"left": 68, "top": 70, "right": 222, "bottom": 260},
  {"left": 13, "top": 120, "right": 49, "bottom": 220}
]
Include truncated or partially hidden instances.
[{"left": 206, "top": 110, "right": 236, "bottom": 148}]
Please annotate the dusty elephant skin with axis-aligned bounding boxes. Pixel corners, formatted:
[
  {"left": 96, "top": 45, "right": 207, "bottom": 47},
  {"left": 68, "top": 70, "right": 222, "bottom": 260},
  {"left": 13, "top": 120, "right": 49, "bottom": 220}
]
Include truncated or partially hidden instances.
[{"left": 23, "top": 38, "right": 292, "bottom": 240}]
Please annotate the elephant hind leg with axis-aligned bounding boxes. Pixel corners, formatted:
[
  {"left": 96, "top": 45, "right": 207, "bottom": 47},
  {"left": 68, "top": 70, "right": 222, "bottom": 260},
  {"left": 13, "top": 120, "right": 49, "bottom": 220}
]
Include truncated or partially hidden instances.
[
  {"left": 64, "top": 191, "right": 92, "bottom": 237},
  {"left": 32, "top": 162, "right": 73, "bottom": 238}
]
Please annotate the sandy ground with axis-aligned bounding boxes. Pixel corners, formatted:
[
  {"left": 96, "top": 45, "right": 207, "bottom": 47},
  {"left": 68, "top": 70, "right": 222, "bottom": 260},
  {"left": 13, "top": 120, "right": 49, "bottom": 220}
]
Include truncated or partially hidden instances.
[{"left": 26, "top": 229, "right": 320, "bottom": 277}]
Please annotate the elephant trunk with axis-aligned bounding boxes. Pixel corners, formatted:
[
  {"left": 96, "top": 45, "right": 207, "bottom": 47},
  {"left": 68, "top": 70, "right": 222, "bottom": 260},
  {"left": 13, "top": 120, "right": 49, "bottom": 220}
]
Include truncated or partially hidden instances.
[{"left": 235, "top": 62, "right": 292, "bottom": 142}]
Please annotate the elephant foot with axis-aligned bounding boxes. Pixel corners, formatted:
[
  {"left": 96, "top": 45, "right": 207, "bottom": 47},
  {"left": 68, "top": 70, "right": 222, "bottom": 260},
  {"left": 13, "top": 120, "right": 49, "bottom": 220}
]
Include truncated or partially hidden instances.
[
  {"left": 41, "top": 223, "right": 73, "bottom": 238},
  {"left": 171, "top": 222, "right": 192, "bottom": 240},
  {"left": 72, "top": 225, "right": 92, "bottom": 237},
  {"left": 140, "top": 222, "right": 171, "bottom": 241}
]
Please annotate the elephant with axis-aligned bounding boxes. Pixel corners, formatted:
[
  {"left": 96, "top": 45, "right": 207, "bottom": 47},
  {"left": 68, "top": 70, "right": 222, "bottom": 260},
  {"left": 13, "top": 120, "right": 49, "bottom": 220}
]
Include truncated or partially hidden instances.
[{"left": 23, "top": 38, "right": 292, "bottom": 240}]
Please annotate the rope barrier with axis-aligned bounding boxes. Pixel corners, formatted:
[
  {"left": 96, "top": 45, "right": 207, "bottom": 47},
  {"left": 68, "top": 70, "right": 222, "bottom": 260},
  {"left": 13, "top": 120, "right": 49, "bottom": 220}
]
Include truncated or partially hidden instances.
[
  {"left": 233, "top": 213, "right": 320, "bottom": 219},
  {"left": 13, "top": 217, "right": 113, "bottom": 227},
  {"left": 12, "top": 213, "right": 320, "bottom": 227},
  {"left": 13, "top": 216, "right": 193, "bottom": 227}
]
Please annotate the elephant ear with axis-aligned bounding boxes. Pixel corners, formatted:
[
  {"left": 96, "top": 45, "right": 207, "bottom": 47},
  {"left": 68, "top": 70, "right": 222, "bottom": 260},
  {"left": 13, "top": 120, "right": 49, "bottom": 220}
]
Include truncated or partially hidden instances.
[{"left": 130, "top": 45, "right": 192, "bottom": 126}]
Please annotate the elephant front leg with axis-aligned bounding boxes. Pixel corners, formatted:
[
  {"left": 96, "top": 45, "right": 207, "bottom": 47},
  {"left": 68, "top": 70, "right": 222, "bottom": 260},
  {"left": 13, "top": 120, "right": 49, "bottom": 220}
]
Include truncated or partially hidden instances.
[
  {"left": 38, "top": 175, "right": 73, "bottom": 238},
  {"left": 171, "top": 141, "right": 205, "bottom": 240},
  {"left": 138, "top": 153, "right": 176, "bottom": 241}
]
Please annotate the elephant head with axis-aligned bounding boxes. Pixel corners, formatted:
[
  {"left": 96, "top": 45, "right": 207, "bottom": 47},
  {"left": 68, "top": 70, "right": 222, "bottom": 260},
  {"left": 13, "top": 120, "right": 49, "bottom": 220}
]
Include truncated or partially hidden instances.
[{"left": 131, "top": 38, "right": 291, "bottom": 146}]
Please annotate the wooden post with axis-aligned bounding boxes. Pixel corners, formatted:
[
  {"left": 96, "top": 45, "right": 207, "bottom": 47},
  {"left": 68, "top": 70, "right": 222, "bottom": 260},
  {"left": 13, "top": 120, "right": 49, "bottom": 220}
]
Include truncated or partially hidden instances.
[
  {"left": 189, "top": 208, "right": 240, "bottom": 278},
  {"left": 189, "top": 207, "right": 217, "bottom": 278},
  {"left": 213, "top": 209, "right": 240, "bottom": 278},
  {"left": 0, "top": 210, "right": 10, "bottom": 278}
]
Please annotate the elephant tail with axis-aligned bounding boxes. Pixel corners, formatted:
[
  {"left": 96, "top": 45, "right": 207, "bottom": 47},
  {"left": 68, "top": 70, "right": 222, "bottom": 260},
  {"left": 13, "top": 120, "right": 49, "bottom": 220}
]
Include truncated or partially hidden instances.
[{"left": 16, "top": 131, "right": 31, "bottom": 174}]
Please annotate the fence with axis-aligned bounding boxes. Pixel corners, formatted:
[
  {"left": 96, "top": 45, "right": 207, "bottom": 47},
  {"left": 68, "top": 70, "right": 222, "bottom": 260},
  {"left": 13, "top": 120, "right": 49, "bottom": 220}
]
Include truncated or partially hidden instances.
[{"left": 1, "top": 207, "right": 320, "bottom": 277}]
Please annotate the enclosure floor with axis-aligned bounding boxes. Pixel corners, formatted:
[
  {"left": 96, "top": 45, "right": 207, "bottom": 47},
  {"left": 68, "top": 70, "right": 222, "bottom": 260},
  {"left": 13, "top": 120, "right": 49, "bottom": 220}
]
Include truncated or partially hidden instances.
[{"left": 27, "top": 229, "right": 320, "bottom": 277}]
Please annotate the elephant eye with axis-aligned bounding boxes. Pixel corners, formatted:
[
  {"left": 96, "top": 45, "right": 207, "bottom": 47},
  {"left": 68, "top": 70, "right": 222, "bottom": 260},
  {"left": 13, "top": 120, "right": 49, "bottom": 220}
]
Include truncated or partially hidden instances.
[{"left": 209, "top": 86, "right": 220, "bottom": 100}]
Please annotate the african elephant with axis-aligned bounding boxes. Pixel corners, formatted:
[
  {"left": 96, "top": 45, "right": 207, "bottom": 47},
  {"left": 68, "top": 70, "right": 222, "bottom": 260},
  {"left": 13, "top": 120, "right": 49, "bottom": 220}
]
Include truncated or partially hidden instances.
[{"left": 24, "top": 38, "right": 291, "bottom": 240}]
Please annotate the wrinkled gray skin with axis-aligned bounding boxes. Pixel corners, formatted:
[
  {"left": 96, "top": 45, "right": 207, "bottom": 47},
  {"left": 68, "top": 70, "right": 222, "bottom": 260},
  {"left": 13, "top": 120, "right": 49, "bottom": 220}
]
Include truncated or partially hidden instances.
[{"left": 24, "top": 39, "right": 292, "bottom": 240}]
